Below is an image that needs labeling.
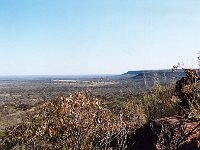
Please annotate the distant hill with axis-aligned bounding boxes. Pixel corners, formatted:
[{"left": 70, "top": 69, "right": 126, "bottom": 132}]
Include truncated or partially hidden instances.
[
  {"left": 121, "top": 69, "right": 188, "bottom": 85},
  {"left": 123, "top": 69, "right": 184, "bottom": 75},
  {"left": 123, "top": 70, "right": 144, "bottom": 76},
  {"left": 132, "top": 71, "right": 184, "bottom": 84}
]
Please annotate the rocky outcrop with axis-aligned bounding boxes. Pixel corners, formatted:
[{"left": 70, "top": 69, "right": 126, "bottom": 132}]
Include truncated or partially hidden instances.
[{"left": 126, "top": 116, "right": 200, "bottom": 150}]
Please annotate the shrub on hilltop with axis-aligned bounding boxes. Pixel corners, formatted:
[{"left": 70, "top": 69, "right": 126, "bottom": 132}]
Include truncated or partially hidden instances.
[{"left": 0, "top": 91, "right": 144, "bottom": 150}]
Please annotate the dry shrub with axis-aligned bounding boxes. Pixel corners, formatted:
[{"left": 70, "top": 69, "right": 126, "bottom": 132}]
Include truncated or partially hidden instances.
[
  {"left": 118, "top": 84, "right": 178, "bottom": 125},
  {"left": 0, "top": 91, "right": 138, "bottom": 150},
  {"left": 122, "top": 101, "right": 147, "bottom": 127},
  {"left": 141, "top": 84, "right": 178, "bottom": 120}
]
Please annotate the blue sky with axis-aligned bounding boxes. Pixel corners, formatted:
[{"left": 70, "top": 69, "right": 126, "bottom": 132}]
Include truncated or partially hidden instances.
[{"left": 0, "top": 0, "right": 200, "bottom": 75}]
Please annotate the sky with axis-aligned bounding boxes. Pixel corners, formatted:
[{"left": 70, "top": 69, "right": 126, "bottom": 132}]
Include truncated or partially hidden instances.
[{"left": 0, "top": 0, "right": 200, "bottom": 75}]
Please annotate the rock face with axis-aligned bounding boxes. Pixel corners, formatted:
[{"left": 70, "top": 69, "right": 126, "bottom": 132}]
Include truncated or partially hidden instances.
[{"left": 126, "top": 116, "right": 200, "bottom": 150}]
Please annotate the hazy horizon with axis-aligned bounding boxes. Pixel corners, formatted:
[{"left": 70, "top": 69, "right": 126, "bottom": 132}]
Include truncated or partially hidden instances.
[
  {"left": 0, "top": 67, "right": 187, "bottom": 76},
  {"left": 1, "top": 0, "right": 200, "bottom": 75}
]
